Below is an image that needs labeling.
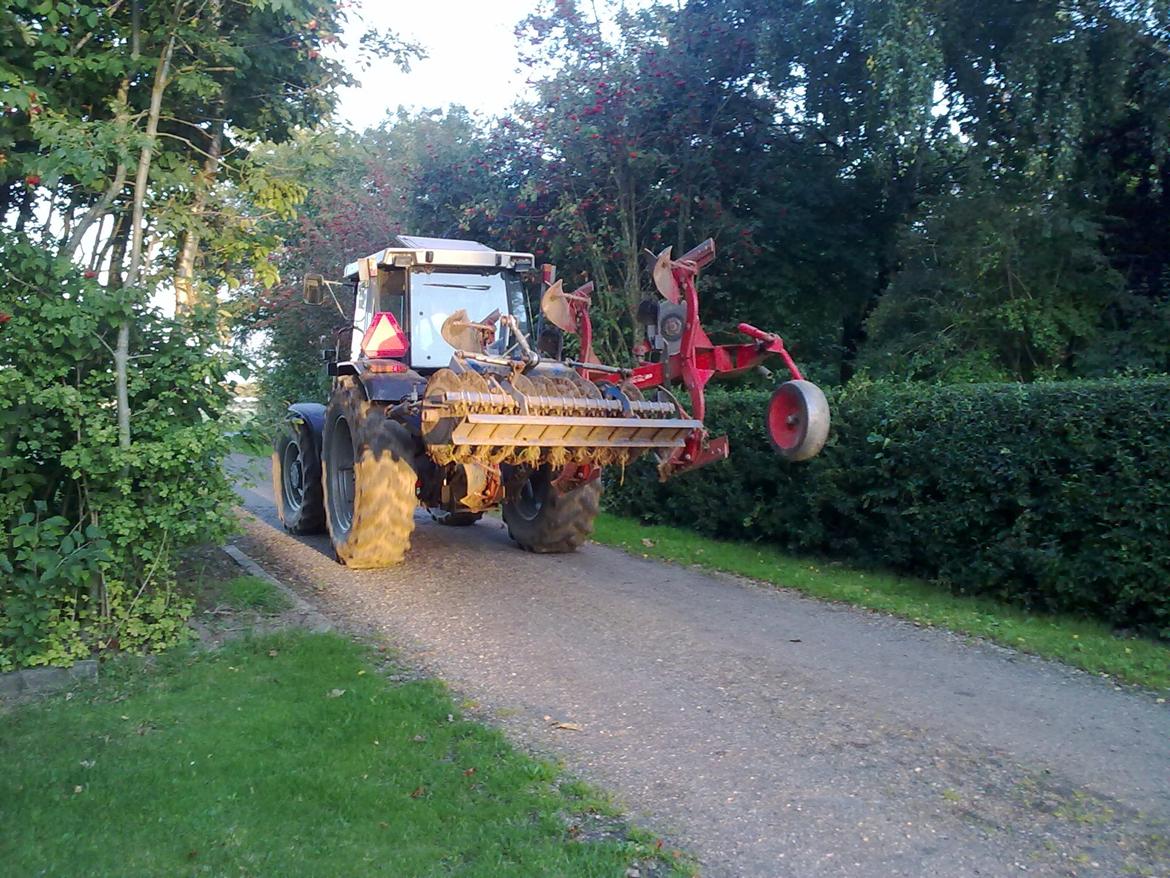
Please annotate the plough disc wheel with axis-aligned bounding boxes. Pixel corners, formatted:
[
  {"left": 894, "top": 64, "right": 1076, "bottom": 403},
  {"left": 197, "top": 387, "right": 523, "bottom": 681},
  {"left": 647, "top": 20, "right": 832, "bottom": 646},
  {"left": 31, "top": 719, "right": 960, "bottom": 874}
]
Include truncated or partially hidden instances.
[{"left": 767, "top": 380, "right": 830, "bottom": 462}]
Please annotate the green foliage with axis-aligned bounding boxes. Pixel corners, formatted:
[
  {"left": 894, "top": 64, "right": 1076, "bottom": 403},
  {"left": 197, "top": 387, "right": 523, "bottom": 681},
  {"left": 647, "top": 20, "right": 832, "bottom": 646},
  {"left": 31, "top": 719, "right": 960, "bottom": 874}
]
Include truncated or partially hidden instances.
[
  {"left": 249, "top": 1, "right": 1170, "bottom": 387},
  {"left": 0, "top": 234, "right": 238, "bottom": 669},
  {"left": 859, "top": 188, "right": 1125, "bottom": 381},
  {"left": 0, "top": 0, "right": 420, "bottom": 671},
  {"left": 0, "top": 506, "right": 110, "bottom": 670},
  {"left": 605, "top": 379, "right": 1170, "bottom": 635}
]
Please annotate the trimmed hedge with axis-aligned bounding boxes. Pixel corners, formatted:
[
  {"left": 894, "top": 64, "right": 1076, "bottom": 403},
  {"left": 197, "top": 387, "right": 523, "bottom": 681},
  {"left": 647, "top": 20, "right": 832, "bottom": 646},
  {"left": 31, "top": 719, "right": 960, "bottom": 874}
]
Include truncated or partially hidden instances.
[{"left": 605, "top": 379, "right": 1170, "bottom": 635}]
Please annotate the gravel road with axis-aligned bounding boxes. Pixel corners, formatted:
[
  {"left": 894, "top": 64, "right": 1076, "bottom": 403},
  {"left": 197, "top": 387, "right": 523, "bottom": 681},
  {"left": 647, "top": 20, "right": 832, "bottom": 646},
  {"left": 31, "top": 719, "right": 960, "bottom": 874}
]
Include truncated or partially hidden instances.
[{"left": 230, "top": 456, "right": 1169, "bottom": 878}]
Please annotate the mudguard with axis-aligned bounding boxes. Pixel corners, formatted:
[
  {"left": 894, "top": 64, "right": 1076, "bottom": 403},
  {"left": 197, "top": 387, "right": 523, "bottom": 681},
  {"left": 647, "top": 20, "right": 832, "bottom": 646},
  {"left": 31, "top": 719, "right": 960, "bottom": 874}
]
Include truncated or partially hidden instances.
[
  {"left": 336, "top": 361, "right": 427, "bottom": 404},
  {"left": 286, "top": 402, "right": 325, "bottom": 452}
]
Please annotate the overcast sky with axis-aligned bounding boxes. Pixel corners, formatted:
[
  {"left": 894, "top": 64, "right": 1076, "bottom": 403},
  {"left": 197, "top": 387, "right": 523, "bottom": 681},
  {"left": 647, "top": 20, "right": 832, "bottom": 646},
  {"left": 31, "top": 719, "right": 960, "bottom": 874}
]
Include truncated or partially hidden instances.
[{"left": 334, "top": 0, "right": 542, "bottom": 129}]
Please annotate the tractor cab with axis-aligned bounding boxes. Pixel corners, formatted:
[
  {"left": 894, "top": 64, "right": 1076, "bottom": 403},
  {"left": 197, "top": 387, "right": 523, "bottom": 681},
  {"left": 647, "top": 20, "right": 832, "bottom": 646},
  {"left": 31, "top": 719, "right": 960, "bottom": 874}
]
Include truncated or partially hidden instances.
[{"left": 340, "top": 236, "right": 534, "bottom": 372}]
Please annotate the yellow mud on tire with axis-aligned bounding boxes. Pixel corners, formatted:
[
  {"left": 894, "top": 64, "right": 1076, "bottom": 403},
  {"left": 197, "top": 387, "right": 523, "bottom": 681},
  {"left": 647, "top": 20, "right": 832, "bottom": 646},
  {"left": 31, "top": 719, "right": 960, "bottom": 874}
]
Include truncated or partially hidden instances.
[{"left": 322, "top": 377, "right": 417, "bottom": 568}]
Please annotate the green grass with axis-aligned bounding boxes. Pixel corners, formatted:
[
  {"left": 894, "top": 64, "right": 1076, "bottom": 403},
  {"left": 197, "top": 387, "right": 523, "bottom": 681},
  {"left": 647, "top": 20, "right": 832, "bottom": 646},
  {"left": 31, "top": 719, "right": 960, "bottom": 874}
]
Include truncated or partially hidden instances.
[
  {"left": 593, "top": 513, "right": 1170, "bottom": 692},
  {"left": 0, "top": 631, "right": 688, "bottom": 877},
  {"left": 218, "top": 574, "right": 293, "bottom": 614}
]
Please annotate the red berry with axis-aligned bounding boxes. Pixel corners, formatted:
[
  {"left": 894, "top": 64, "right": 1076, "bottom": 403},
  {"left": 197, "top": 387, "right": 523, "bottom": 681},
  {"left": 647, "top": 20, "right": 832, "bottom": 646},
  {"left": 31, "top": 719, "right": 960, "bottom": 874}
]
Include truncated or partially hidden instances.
[{"left": 25, "top": 174, "right": 40, "bottom": 186}]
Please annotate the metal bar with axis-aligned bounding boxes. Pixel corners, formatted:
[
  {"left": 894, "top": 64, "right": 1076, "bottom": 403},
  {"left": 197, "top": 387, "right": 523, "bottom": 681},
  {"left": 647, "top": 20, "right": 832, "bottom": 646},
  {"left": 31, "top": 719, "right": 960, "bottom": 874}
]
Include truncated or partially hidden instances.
[
  {"left": 565, "top": 360, "right": 629, "bottom": 376},
  {"left": 460, "top": 413, "right": 701, "bottom": 429},
  {"left": 433, "top": 392, "right": 677, "bottom": 418},
  {"left": 449, "top": 428, "right": 690, "bottom": 449}
]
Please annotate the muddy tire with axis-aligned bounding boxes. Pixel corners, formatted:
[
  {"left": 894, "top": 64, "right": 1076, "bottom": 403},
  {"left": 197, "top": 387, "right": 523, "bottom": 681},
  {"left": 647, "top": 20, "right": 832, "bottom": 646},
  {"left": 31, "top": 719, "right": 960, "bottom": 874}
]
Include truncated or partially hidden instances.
[
  {"left": 429, "top": 510, "right": 483, "bottom": 527},
  {"left": 503, "top": 467, "right": 601, "bottom": 553},
  {"left": 272, "top": 422, "right": 326, "bottom": 535},
  {"left": 322, "top": 377, "right": 417, "bottom": 568}
]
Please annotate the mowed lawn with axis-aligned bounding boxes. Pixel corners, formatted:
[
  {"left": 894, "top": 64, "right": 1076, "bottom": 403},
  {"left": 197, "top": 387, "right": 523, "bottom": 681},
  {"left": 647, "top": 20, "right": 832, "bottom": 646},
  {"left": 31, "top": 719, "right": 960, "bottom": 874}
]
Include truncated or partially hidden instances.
[{"left": 0, "top": 631, "right": 683, "bottom": 877}]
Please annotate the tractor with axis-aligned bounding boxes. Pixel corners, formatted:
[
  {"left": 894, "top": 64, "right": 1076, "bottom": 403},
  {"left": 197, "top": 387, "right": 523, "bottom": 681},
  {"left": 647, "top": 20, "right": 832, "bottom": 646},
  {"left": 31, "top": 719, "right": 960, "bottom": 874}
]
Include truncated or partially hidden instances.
[{"left": 275, "top": 234, "right": 829, "bottom": 568}]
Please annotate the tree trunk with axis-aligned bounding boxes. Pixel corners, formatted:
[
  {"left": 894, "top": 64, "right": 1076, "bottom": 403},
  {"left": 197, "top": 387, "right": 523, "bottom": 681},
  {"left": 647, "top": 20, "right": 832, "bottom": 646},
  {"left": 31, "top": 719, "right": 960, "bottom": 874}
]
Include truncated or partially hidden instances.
[
  {"left": 63, "top": 78, "right": 131, "bottom": 262},
  {"left": 13, "top": 185, "right": 34, "bottom": 233},
  {"left": 118, "top": 5, "right": 180, "bottom": 449},
  {"left": 173, "top": 120, "right": 223, "bottom": 313},
  {"left": 105, "top": 212, "right": 130, "bottom": 288}
]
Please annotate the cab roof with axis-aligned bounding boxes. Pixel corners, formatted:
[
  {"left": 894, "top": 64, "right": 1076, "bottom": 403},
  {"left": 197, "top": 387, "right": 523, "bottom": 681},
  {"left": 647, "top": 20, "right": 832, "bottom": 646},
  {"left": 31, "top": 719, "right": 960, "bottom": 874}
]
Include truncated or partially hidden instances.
[{"left": 344, "top": 235, "right": 535, "bottom": 280}]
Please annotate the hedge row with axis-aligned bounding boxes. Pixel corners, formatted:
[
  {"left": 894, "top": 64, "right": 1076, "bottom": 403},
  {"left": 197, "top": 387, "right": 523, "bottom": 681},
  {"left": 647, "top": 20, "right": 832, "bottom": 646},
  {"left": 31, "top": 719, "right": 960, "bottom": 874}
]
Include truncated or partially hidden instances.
[{"left": 604, "top": 379, "right": 1170, "bottom": 635}]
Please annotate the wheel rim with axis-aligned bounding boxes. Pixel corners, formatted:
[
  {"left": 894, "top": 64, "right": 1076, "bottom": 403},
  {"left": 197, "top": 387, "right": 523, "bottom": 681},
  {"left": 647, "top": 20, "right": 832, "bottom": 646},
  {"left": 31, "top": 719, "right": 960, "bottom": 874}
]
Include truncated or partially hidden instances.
[
  {"left": 281, "top": 438, "right": 304, "bottom": 514},
  {"left": 767, "top": 384, "right": 807, "bottom": 453},
  {"left": 327, "top": 415, "right": 356, "bottom": 537},
  {"left": 513, "top": 468, "right": 550, "bottom": 522}
]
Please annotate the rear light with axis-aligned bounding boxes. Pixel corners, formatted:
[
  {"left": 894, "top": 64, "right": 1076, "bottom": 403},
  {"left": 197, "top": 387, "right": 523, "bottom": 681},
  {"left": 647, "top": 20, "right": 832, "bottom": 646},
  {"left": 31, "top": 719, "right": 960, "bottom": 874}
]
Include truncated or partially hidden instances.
[{"left": 360, "top": 311, "right": 409, "bottom": 359}]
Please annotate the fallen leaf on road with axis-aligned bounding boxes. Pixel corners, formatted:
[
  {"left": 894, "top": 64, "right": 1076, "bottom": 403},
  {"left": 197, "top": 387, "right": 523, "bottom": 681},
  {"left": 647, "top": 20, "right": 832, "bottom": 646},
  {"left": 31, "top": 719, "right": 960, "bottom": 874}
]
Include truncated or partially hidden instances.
[{"left": 553, "top": 721, "right": 584, "bottom": 731}]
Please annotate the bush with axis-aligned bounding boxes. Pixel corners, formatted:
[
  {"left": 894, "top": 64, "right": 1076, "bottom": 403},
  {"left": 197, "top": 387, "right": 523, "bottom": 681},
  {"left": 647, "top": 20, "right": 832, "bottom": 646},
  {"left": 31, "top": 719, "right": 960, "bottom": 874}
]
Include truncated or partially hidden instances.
[
  {"left": 0, "top": 235, "right": 238, "bottom": 669},
  {"left": 605, "top": 379, "right": 1170, "bottom": 635}
]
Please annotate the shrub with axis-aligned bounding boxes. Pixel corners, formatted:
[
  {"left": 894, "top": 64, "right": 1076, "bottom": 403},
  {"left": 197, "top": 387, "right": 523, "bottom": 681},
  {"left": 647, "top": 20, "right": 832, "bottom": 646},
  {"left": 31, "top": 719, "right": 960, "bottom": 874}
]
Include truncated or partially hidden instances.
[
  {"left": 0, "top": 234, "right": 238, "bottom": 669},
  {"left": 605, "top": 379, "right": 1170, "bottom": 635}
]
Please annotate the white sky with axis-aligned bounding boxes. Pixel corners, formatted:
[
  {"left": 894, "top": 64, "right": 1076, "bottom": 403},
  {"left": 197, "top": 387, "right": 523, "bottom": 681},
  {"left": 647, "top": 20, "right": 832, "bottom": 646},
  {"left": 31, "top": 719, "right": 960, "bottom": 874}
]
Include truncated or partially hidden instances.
[{"left": 335, "top": 0, "right": 542, "bottom": 128}]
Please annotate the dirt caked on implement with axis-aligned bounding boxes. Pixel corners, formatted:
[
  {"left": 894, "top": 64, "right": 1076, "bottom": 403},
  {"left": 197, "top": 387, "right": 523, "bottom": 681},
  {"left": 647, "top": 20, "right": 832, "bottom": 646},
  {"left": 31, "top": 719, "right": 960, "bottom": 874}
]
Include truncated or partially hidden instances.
[{"left": 276, "top": 235, "right": 829, "bottom": 568}]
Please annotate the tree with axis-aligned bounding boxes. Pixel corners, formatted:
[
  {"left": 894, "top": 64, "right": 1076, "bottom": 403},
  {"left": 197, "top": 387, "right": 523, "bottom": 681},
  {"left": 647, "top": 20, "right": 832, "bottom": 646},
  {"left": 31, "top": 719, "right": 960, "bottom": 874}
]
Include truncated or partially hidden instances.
[{"left": 0, "top": 0, "right": 418, "bottom": 668}]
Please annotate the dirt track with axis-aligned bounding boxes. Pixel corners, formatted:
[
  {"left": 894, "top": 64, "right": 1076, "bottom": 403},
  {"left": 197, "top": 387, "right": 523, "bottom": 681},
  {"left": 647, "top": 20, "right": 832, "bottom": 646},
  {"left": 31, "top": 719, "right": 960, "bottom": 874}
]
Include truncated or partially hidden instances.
[{"left": 231, "top": 455, "right": 1170, "bottom": 878}]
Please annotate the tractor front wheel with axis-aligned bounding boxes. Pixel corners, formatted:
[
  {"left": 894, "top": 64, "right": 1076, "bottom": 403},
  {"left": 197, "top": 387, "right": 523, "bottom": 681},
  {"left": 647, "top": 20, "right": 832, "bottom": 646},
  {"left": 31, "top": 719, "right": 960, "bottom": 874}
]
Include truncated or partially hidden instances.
[
  {"left": 766, "top": 379, "right": 830, "bottom": 462},
  {"left": 503, "top": 467, "right": 600, "bottom": 553},
  {"left": 272, "top": 423, "right": 325, "bottom": 535},
  {"left": 322, "top": 377, "right": 417, "bottom": 568}
]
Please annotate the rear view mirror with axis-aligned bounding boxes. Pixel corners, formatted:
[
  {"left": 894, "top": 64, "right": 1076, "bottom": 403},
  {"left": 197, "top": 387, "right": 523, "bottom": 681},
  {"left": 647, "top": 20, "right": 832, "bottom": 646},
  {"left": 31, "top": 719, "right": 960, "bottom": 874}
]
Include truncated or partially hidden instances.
[{"left": 303, "top": 274, "right": 324, "bottom": 305}]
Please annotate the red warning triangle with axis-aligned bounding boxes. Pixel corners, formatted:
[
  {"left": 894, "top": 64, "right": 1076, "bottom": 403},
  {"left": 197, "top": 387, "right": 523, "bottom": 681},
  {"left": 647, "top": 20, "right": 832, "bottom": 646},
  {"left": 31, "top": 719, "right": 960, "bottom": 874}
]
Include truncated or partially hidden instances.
[{"left": 360, "top": 311, "right": 409, "bottom": 358}]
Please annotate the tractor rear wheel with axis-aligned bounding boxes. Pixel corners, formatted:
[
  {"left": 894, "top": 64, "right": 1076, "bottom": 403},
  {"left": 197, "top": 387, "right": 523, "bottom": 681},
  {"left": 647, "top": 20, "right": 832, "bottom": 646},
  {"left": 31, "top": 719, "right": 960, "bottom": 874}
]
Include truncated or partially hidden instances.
[
  {"left": 322, "top": 377, "right": 417, "bottom": 568},
  {"left": 503, "top": 467, "right": 600, "bottom": 553},
  {"left": 272, "top": 423, "right": 325, "bottom": 535}
]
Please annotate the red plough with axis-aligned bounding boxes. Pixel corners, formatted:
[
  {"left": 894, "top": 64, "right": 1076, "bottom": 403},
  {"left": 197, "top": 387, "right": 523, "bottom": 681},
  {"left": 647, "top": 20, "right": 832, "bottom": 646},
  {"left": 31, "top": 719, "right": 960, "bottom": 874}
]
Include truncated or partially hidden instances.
[{"left": 541, "top": 238, "right": 830, "bottom": 479}]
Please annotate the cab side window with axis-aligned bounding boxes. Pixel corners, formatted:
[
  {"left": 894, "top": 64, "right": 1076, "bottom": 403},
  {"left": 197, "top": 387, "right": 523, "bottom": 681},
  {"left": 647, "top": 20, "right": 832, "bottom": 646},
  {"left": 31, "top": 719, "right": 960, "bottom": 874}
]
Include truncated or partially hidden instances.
[{"left": 376, "top": 268, "right": 407, "bottom": 329}]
